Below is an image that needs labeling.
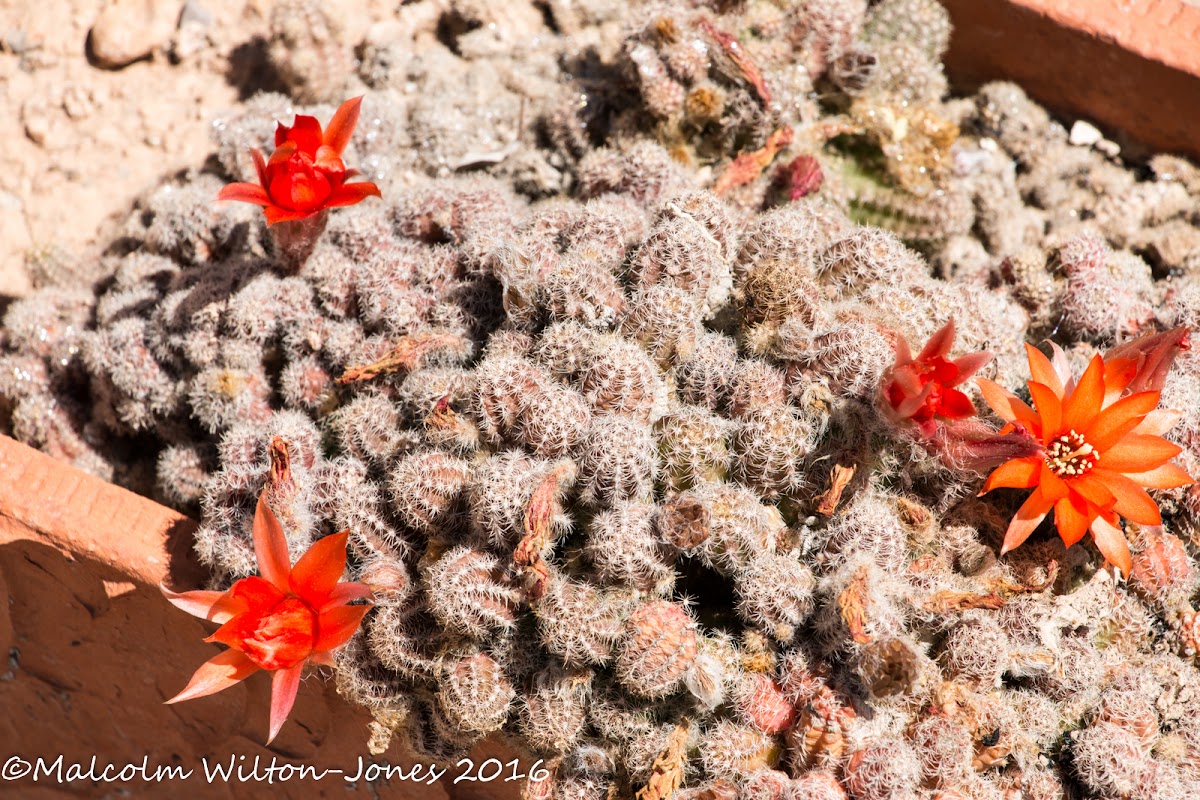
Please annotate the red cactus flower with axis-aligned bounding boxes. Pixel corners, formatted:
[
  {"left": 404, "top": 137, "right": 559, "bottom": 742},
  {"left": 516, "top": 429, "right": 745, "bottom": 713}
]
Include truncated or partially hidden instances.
[
  {"left": 881, "top": 319, "right": 992, "bottom": 437},
  {"left": 217, "top": 96, "right": 381, "bottom": 225},
  {"left": 162, "top": 492, "right": 373, "bottom": 743},
  {"left": 977, "top": 338, "right": 1193, "bottom": 576}
]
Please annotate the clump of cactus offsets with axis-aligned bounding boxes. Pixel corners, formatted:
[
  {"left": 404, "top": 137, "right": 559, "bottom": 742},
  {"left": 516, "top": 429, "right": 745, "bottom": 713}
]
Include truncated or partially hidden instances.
[{"left": 4, "top": 0, "right": 1200, "bottom": 798}]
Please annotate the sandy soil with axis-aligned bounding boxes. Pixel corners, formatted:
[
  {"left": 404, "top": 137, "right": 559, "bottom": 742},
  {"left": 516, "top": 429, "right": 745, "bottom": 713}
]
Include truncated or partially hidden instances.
[{"left": 0, "top": 0, "right": 388, "bottom": 299}]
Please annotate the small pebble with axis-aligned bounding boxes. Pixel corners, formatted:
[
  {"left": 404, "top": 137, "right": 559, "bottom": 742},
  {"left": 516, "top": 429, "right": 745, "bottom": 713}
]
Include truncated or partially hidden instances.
[
  {"left": 89, "top": 0, "right": 182, "bottom": 69},
  {"left": 1068, "top": 120, "right": 1103, "bottom": 147}
]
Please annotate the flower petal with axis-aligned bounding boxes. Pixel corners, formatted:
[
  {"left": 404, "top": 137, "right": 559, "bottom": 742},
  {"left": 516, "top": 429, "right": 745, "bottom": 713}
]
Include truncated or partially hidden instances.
[
  {"left": 1132, "top": 408, "right": 1182, "bottom": 437},
  {"left": 1026, "top": 343, "right": 1064, "bottom": 399},
  {"left": 289, "top": 532, "right": 350, "bottom": 607},
  {"left": 323, "top": 181, "right": 382, "bottom": 209},
  {"left": 320, "top": 581, "right": 375, "bottom": 612},
  {"left": 267, "top": 140, "right": 298, "bottom": 167},
  {"left": 1090, "top": 469, "right": 1163, "bottom": 525},
  {"left": 1047, "top": 342, "right": 1074, "bottom": 396},
  {"left": 917, "top": 318, "right": 956, "bottom": 361},
  {"left": 1062, "top": 355, "right": 1105, "bottom": 433},
  {"left": 1101, "top": 357, "right": 1138, "bottom": 404},
  {"left": 977, "top": 378, "right": 1015, "bottom": 422},
  {"left": 165, "top": 649, "right": 258, "bottom": 705},
  {"left": 936, "top": 388, "right": 977, "bottom": 420},
  {"left": 978, "top": 378, "right": 1039, "bottom": 431},
  {"left": 253, "top": 493, "right": 293, "bottom": 591},
  {"left": 1099, "top": 435, "right": 1183, "bottom": 472},
  {"left": 314, "top": 604, "right": 372, "bottom": 654},
  {"left": 216, "top": 182, "right": 271, "bottom": 206},
  {"left": 323, "top": 96, "right": 363, "bottom": 156},
  {"left": 161, "top": 584, "right": 245, "bottom": 624},
  {"left": 252, "top": 148, "right": 268, "bottom": 187},
  {"left": 1124, "top": 462, "right": 1194, "bottom": 490},
  {"left": 1090, "top": 514, "right": 1132, "bottom": 577},
  {"left": 980, "top": 457, "right": 1041, "bottom": 494},
  {"left": 313, "top": 144, "right": 346, "bottom": 174},
  {"left": 1037, "top": 461, "right": 1071, "bottom": 504},
  {"left": 229, "top": 575, "right": 288, "bottom": 613},
  {"left": 263, "top": 205, "right": 318, "bottom": 226},
  {"left": 205, "top": 611, "right": 259, "bottom": 650},
  {"left": 1068, "top": 472, "right": 1116, "bottom": 510},
  {"left": 1053, "top": 492, "right": 1093, "bottom": 547},
  {"left": 893, "top": 380, "right": 935, "bottom": 419},
  {"left": 1087, "top": 391, "right": 1161, "bottom": 451},
  {"left": 278, "top": 115, "right": 324, "bottom": 156},
  {"left": 950, "top": 350, "right": 992, "bottom": 383},
  {"left": 888, "top": 364, "right": 925, "bottom": 401},
  {"left": 1027, "top": 382, "right": 1061, "bottom": 441},
  {"left": 891, "top": 334, "right": 913, "bottom": 368},
  {"left": 1000, "top": 486, "right": 1053, "bottom": 555},
  {"left": 267, "top": 663, "right": 304, "bottom": 745}
]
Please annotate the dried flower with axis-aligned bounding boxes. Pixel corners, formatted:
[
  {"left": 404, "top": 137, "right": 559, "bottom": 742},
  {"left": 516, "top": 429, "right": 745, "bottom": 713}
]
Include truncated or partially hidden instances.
[
  {"left": 881, "top": 318, "right": 991, "bottom": 436},
  {"left": 162, "top": 490, "right": 373, "bottom": 743},
  {"left": 978, "top": 339, "right": 1193, "bottom": 575},
  {"left": 697, "top": 18, "right": 771, "bottom": 106},
  {"left": 217, "top": 96, "right": 381, "bottom": 225},
  {"left": 714, "top": 127, "right": 794, "bottom": 196},
  {"left": 775, "top": 154, "right": 824, "bottom": 202}
]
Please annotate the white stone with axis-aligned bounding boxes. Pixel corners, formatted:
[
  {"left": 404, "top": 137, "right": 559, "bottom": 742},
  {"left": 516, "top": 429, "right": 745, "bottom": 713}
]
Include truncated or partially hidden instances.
[{"left": 1068, "top": 120, "right": 1103, "bottom": 147}]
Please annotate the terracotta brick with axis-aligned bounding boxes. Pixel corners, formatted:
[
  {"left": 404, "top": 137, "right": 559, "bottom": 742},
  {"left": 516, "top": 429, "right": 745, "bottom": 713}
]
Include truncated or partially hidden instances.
[
  {"left": 942, "top": 0, "right": 1200, "bottom": 160},
  {"left": 0, "top": 435, "right": 204, "bottom": 589},
  {"left": 0, "top": 435, "right": 523, "bottom": 799}
]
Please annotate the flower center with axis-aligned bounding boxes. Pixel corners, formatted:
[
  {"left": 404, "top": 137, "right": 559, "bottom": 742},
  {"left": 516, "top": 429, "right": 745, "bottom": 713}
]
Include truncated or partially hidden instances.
[
  {"left": 1045, "top": 430, "right": 1100, "bottom": 477},
  {"left": 240, "top": 596, "right": 317, "bottom": 670}
]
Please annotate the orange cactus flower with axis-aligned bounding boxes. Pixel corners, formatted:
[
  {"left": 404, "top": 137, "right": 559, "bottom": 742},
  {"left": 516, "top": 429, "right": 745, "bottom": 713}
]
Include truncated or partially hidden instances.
[
  {"left": 881, "top": 318, "right": 993, "bottom": 437},
  {"left": 162, "top": 492, "right": 373, "bottom": 743},
  {"left": 217, "top": 96, "right": 381, "bottom": 225},
  {"left": 977, "top": 341, "right": 1193, "bottom": 576}
]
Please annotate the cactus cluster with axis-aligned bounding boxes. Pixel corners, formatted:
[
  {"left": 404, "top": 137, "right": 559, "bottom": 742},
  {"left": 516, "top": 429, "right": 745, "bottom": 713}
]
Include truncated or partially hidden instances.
[{"left": 4, "top": 0, "right": 1200, "bottom": 798}]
